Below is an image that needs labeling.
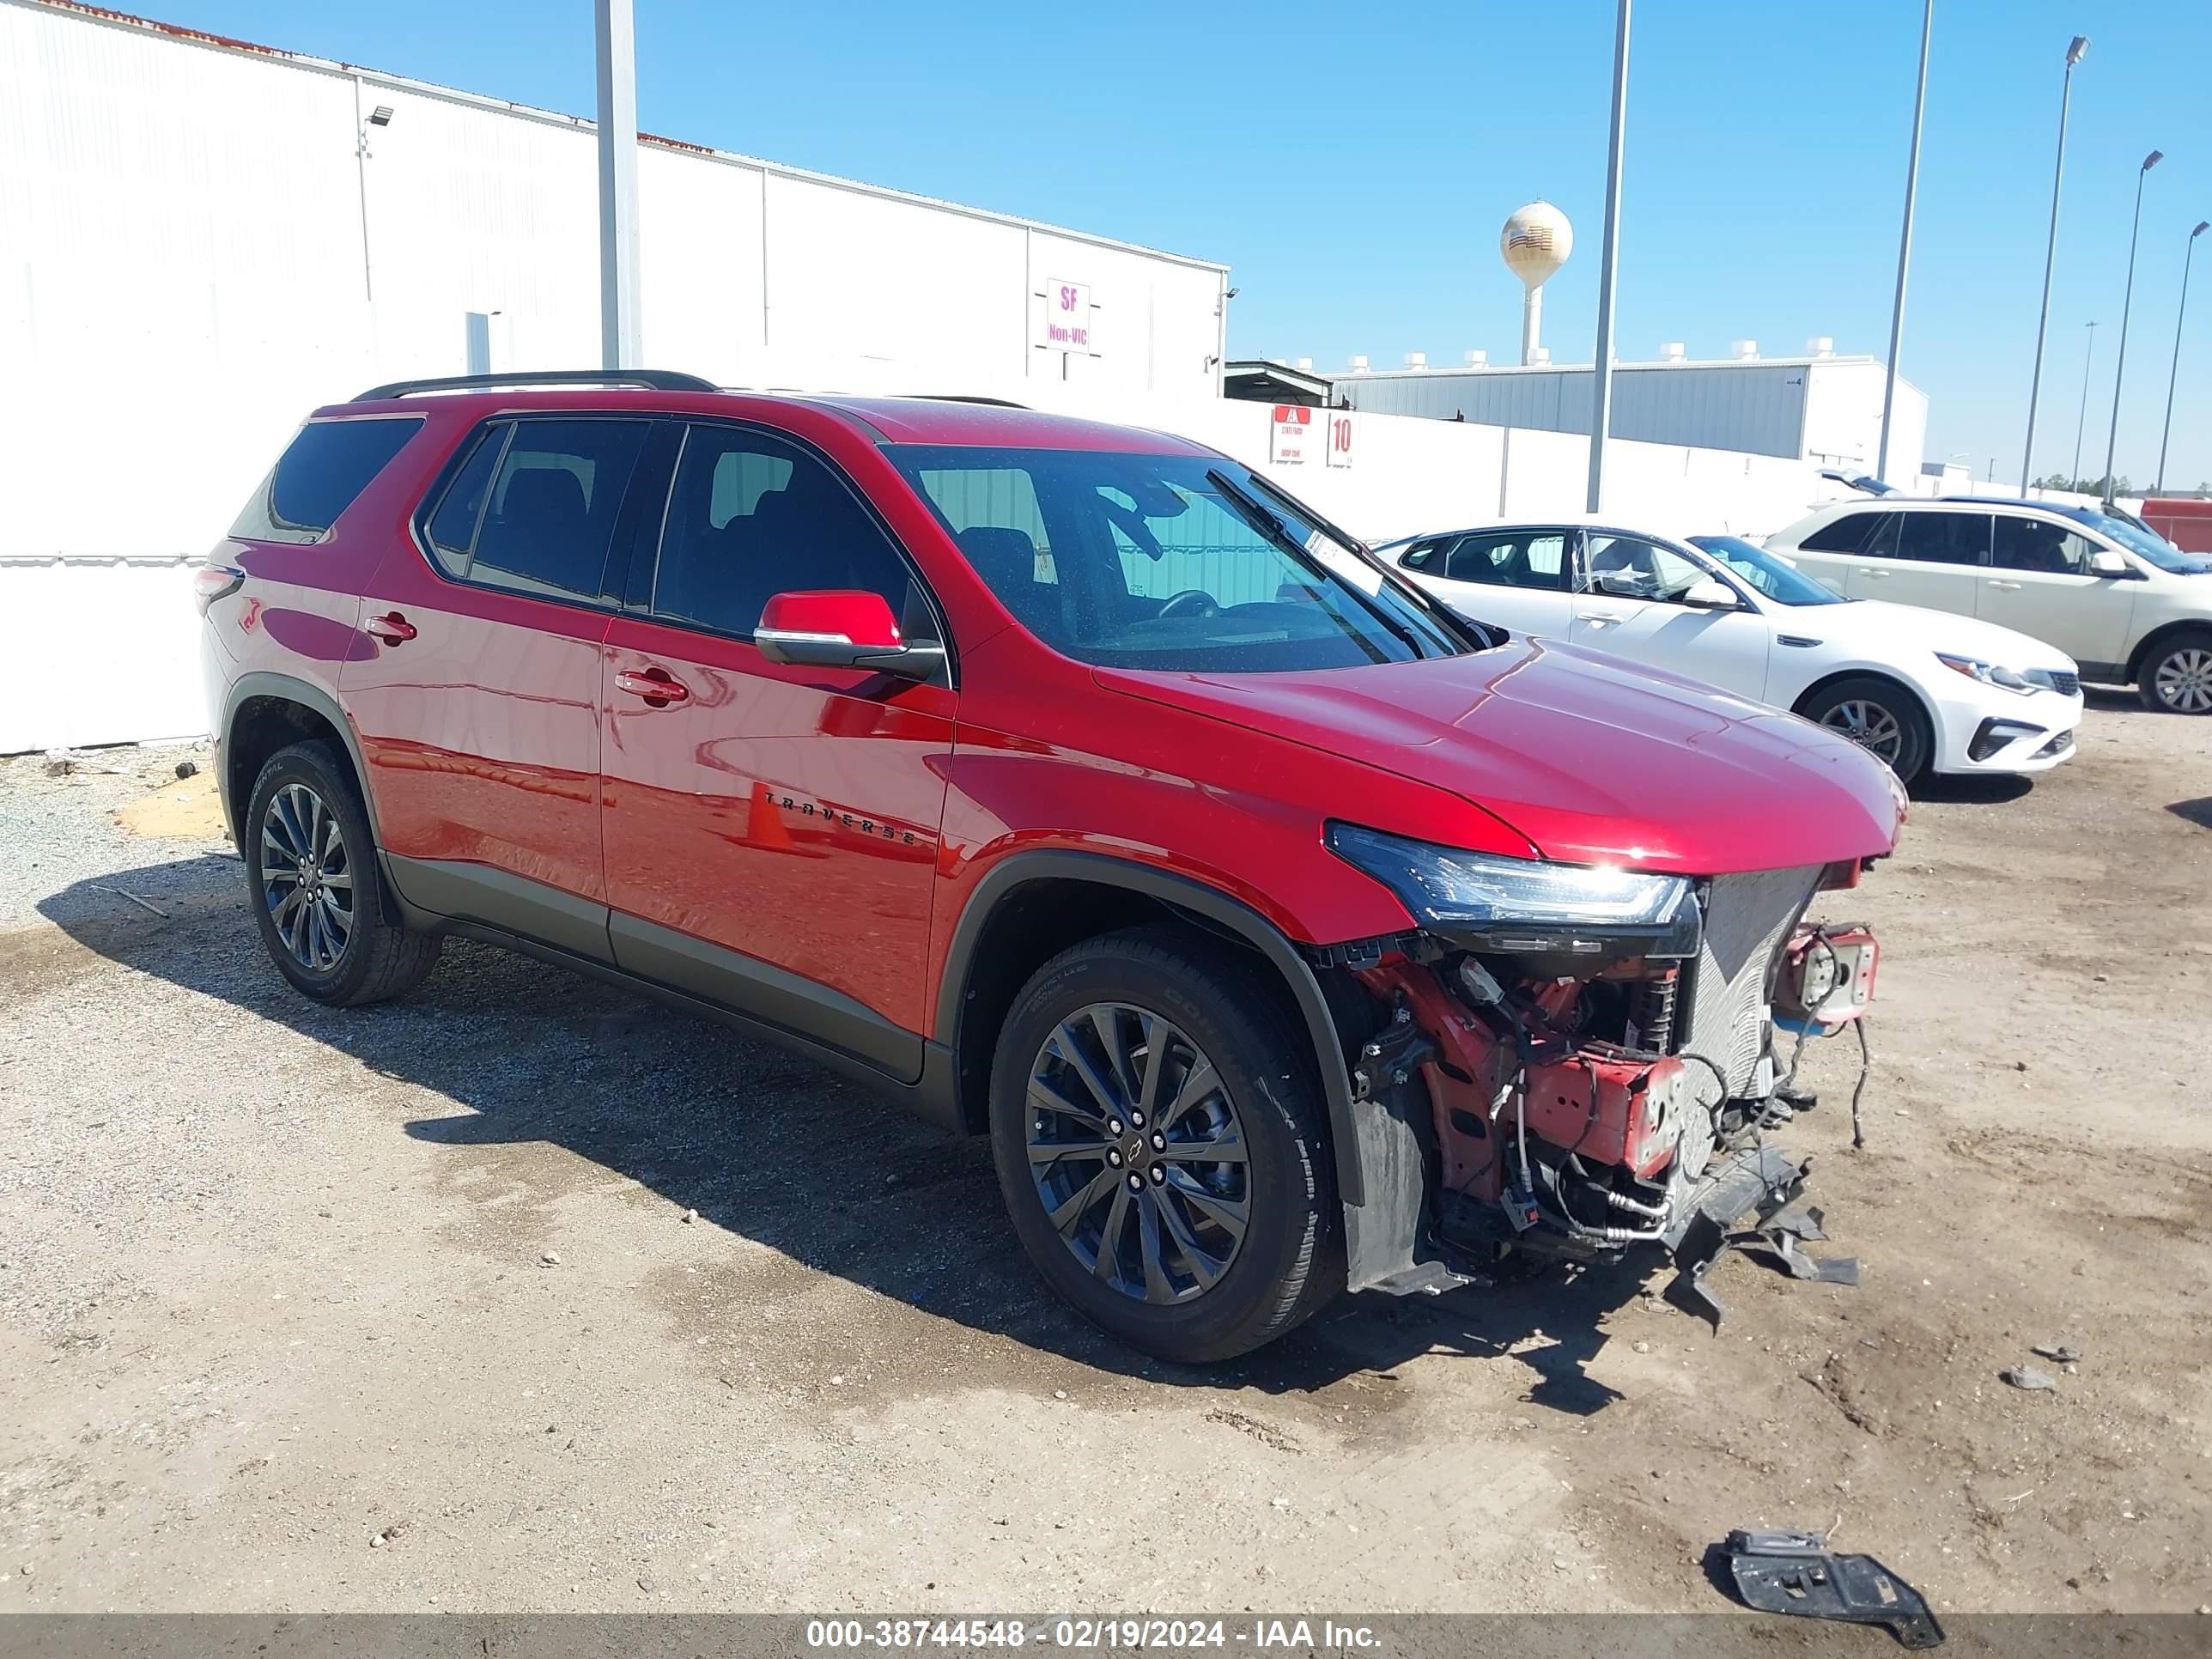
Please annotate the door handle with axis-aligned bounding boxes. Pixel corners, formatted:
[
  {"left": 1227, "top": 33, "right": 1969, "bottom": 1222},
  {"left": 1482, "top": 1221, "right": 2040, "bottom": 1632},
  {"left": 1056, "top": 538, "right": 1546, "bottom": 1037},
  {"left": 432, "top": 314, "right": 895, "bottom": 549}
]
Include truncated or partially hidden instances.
[
  {"left": 615, "top": 667, "right": 690, "bottom": 704},
  {"left": 1858, "top": 568, "right": 1890, "bottom": 580},
  {"left": 363, "top": 611, "right": 416, "bottom": 644},
  {"left": 1986, "top": 580, "right": 2022, "bottom": 591},
  {"left": 1577, "top": 611, "right": 1625, "bottom": 624}
]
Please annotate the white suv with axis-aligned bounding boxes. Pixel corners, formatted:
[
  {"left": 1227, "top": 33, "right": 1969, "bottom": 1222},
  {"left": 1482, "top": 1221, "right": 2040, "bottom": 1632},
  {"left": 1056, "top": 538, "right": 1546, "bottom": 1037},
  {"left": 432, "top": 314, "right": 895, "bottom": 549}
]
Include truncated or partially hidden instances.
[{"left": 1766, "top": 497, "right": 2212, "bottom": 714}]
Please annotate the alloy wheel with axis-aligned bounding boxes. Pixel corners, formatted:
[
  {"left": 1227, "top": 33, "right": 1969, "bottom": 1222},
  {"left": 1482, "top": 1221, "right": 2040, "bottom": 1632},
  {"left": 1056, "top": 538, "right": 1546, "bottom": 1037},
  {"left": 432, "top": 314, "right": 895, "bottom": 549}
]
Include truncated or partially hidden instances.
[
  {"left": 1820, "top": 698, "right": 1905, "bottom": 765},
  {"left": 2154, "top": 647, "right": 2212, "bottom": 714},
  {"left": 260, "top": 781, "right": 354, "bottom": 972},
  {"left": 1025, "top": 1003, "right": 1250, "bottom": 1305}
]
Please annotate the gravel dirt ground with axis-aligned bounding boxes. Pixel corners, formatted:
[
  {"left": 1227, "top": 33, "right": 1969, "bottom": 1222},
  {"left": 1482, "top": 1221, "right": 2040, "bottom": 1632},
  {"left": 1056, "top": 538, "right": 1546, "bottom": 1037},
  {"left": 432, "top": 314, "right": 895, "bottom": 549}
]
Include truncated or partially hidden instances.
[{"left": 2, "top": 697, "right": 2208, "bottom": 1618}]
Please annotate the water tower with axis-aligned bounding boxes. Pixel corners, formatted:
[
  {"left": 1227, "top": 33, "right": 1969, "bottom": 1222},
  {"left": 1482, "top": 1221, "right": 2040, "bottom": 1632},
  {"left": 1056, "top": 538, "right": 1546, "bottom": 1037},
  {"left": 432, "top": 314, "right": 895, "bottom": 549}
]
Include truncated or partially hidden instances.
[{"left": 1501, "top": 201, "right": 1573, "bottom": 366}]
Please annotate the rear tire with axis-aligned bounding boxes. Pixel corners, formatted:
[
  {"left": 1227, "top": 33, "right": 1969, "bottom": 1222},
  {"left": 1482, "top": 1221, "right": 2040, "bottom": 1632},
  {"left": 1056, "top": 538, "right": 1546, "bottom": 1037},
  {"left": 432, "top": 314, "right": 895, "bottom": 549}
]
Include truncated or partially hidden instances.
[
  {"left": 1800, "top": 674, "right": 1935, "bottom": 787},
  {"left": 244, "top": 741, "right": 440, "bottom": 1006},
  {"left": 2137, "top": 631, "right": 2212, "bottom": 714},
  {"left": 988, "top": 926, "right": 1340, "bottom": 1364}
]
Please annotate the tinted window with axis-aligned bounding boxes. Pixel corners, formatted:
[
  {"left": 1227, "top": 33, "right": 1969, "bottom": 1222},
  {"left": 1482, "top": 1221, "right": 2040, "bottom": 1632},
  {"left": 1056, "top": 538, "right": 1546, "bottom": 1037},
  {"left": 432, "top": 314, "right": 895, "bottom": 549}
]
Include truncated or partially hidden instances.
[
  {"left": 1443, "top": 531, "right": 1567, "bottom": 589},
  {"left": 1890, "top": 511, "right": 1990, "bottom": 566},
  {"left": 1397, "top": 538, "right": 1449, "bottom": 571},
  {"left": 425, "top": 426, "right": 506, "bottom": 568},
  {"left": 892, "top": 447, "right": 1465, "bottom": 672},
  {"left": 653, "top": 424, "right": 920, "bottom": 638},
  {"left": 424, "top": 418, "right": 649, "bottom": 601},
  {"left": 230, "top": 416, "right": 423, "bottom": 544},
  {"left": 1992, "top": 516, "right": 2097, "bottom": 574},
  {"left": 1799, "top": 512, "right": 1881, "bottom": 553}
]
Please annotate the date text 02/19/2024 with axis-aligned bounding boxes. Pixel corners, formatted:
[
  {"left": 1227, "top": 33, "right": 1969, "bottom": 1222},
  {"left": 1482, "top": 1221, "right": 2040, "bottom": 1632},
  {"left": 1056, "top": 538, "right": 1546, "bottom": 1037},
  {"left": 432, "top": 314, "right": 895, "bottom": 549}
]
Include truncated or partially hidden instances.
[{"left": 802, "top": 1621, "right": 1382, "bottom": 1651}]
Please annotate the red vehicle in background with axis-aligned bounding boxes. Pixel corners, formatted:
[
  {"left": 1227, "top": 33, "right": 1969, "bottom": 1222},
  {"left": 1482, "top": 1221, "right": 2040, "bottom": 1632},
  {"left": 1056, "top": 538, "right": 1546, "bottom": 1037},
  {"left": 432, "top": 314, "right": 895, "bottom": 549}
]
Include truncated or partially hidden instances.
[
  {"left": 197, "top": 369, "right": 1901, "bottom": 1361},
  {"left": 2140, "top": 497, "right": 2212, "bottom": 555}
]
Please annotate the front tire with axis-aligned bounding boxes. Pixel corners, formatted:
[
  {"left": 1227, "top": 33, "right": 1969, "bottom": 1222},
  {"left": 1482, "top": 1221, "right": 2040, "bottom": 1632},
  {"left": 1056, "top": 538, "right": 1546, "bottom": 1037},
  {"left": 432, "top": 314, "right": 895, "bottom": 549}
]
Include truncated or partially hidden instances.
[
  {"left": 244, "top": 741, "right": 441, "bottom": 1006},
  {"left": 988, "top": 927, "right": 1339, "bottom": 1364},
  {"left": 1801, "top": 674, "right": 1935, "bottom": 786},
  {"left": 2138, "top": 632, "right": 2212, "bottom": 714}
]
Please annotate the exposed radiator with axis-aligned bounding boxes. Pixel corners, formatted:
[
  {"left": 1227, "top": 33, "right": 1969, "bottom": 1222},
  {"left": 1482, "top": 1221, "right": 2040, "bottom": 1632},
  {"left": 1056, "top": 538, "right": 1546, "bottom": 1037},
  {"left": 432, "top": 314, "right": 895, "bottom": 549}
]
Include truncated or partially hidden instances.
[{"left": 1682, "top": 865, "right": 1824, "bottom": 1097}]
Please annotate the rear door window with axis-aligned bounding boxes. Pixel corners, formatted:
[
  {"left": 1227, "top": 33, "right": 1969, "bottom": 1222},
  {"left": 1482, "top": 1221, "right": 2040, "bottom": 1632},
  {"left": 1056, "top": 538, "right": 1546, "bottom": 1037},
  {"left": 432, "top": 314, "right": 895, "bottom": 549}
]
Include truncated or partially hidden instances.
[
  {"left": 422, "top": 418, "right": 652, "bottom": 604},
  {"left": 229, "top": 416, "right": 424, "bottom": 544},
  {"left": 1891, "top": 511, "right": 1992, "bottom": 567}
]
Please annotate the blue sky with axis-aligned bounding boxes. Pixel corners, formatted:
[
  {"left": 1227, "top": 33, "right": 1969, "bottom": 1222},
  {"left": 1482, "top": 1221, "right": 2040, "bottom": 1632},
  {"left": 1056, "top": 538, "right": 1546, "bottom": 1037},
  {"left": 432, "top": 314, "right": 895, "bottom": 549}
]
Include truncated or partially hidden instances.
[{"left": 159, "top": 0, "right": 2212, "bottom": 489}]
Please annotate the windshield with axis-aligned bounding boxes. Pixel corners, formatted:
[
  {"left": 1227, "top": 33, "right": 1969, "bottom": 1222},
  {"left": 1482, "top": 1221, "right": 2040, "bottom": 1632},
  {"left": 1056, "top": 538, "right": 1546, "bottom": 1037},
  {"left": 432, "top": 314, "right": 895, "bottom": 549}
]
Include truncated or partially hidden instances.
[
  {"left": 890, "top": 447, "right": 1477, "bottom": 672},
  {"left": 2059, "top": 507, "right": 2209, "bottom": 574},
  {"left": 1689, "top": 535, "right": 1850, "bottom": 605}
]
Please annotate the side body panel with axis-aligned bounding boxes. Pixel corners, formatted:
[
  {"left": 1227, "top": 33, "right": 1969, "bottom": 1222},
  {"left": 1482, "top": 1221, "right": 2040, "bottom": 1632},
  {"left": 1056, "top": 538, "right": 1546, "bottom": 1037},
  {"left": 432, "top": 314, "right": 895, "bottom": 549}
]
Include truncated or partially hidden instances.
[
  {"left": 333, "top": 410, "right": 618, "bottom": 956},
  {"left": 599, "top": 617, "right": 955, "bottom": 1075},
  {"left": 1973, "top": 564, "right": 2136, "bottom": 665}
]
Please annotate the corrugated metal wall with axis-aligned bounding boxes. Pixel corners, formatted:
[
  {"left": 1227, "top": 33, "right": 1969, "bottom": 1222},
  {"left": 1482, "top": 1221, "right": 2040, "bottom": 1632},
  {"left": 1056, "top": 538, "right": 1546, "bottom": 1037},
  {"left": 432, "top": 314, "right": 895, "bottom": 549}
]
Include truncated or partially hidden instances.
[{"left": 1335, "top": 361, "right": 1928, "bottom": 466}]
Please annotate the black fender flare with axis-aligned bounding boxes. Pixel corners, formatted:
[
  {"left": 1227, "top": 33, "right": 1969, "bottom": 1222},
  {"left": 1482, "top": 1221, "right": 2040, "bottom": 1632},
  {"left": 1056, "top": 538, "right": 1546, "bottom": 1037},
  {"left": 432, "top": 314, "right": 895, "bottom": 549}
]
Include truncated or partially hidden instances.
[
  {"left": 221, "top": 672, "right": 381, "bottom": 836},
  {"left": 936, "top": 849, "right": 1366, "bottom": 1206}
]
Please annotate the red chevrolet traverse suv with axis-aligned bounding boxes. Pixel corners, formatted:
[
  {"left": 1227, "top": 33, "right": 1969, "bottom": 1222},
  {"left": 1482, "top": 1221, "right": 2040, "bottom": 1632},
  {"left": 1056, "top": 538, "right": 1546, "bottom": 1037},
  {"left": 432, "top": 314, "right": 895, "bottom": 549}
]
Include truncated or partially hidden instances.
[{"left": 198, "top": 370, "right": 1902, "bottom": 1361}]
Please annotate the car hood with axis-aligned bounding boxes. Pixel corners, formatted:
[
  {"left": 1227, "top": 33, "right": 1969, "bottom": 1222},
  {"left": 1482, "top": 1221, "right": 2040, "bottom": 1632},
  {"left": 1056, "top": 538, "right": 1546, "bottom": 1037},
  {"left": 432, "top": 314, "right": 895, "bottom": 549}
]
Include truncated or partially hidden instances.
[
  {"left": 1100, "top": 637, "right": 1902, "bottom": 875},
  {"left": 1794, "top": 599, "right": 2078, "bottom": 671}
]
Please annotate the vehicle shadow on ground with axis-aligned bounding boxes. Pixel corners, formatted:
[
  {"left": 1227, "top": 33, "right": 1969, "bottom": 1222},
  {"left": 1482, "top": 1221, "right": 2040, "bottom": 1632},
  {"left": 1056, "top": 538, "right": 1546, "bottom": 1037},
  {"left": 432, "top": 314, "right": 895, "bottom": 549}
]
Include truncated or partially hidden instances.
[
  {"left": 2169, "top": 797, "right": 2212, "bottom": 830},
  {"left": 1910, "top": 774, "right": 2033, "bottom": 806},
  {"left": 40, "top": 854, "right": 1662, "bottom": 1413}
]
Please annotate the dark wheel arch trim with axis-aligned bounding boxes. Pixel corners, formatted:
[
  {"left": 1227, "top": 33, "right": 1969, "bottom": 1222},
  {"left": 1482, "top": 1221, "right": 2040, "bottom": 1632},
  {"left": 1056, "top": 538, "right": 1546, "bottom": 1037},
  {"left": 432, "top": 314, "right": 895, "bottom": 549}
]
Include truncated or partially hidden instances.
[
  {"left": 222, "top": 672, "right": 382, "bottom": 843},
  {"left": 2126, "top": 621, "right": 2212, "bottom": 683},
  {"left": 936, "top": 850, "right": 1366, "bottom": 1207},
  {"left": 220, "top": 672, "right": 421, "bottom": 929}
]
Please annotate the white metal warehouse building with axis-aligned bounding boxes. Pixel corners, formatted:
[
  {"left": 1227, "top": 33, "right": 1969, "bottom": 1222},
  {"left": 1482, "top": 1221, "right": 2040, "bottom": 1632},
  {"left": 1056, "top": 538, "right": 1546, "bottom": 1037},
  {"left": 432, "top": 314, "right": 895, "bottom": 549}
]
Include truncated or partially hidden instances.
[
  {"left": 0, "top": 0, "right": 1231, "bottom": 571},
  {"left": 0, "top": 0, "right": 1237, "bottom": 753},
  {"left": 1328, "top": 349, "right": 1929, "bottom": 475}
]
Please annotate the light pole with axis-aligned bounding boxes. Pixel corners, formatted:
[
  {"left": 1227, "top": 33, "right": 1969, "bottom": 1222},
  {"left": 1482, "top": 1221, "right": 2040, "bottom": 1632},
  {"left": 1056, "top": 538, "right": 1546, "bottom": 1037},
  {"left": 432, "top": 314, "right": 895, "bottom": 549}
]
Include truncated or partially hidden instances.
[
  {"left": 1877, "top": 0, "right": 1934, "bottom": 485},
  {"left": 2073, "top": 320, "right": 2097, "bottom": 486},
  {"left": 2021, "top": 34, "right": 2088, "bottom": 499},
  {"left": 2156, "top": 221, "right": 2209, "bottom": 492},
  {"left": 595, "top": 0, "right": 642, "bottom": 370},
  {"left": 2102, "top": 149, "right": 2164, "bottom": 501},
  {"left": 1585, "top": 0, "right": 1632, "bottom": 514}
]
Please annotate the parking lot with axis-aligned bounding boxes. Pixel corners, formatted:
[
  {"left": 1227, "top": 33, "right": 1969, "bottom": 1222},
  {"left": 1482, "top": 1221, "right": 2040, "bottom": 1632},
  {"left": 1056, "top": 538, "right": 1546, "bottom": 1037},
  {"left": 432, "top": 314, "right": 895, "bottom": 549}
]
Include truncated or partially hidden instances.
[{"left": 2, "top": 694, "right": 2208, "bottom": 1615}]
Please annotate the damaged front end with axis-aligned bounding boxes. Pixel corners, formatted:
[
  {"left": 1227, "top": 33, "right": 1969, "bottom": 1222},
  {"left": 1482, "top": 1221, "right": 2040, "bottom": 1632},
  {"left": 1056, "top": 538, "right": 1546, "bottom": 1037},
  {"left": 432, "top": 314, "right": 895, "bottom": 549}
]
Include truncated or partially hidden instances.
[{"left": 1312, "top": 824, "right": 1875, "bottom": 1322}]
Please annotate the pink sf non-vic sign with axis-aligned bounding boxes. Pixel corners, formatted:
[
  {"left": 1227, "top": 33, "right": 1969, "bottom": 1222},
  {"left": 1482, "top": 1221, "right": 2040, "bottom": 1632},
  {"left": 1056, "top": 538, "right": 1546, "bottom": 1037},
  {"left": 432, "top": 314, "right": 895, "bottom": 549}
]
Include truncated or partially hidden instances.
[{"left": 1038, "top": 279, "right": 1092, "bottom": 352}]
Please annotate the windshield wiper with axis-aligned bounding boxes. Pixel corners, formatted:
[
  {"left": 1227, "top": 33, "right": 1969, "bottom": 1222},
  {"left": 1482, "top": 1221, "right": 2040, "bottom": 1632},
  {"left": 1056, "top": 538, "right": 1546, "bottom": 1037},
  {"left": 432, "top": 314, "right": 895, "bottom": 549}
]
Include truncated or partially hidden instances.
[
  {"left": 1203, "top": 469, "right": 1435, "bottom": 660},
  {"left": 1243, "top": 469, "right": 1366, "bottom": 556},
  {"left": 1237, "top": 469, "right": 1494, "bottom": 653}
]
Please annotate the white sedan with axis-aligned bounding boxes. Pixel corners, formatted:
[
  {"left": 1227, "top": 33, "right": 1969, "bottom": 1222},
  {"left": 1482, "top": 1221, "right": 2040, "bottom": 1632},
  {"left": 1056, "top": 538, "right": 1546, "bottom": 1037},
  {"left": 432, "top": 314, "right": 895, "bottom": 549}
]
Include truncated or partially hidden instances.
[{"left": 1378, "top": 520, "right": 2085, "bottom": 787}]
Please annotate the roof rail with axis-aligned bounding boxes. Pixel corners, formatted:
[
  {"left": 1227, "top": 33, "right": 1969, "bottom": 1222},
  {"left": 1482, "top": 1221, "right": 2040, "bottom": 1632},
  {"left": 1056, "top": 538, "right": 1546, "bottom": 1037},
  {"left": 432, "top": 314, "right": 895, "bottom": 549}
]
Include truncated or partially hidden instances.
[
  {"left": 896, "top": 394, "right": 1031, "bottom": 409},
  {"left": 352, "top": 369, "right": 720, "bottom": 401}
]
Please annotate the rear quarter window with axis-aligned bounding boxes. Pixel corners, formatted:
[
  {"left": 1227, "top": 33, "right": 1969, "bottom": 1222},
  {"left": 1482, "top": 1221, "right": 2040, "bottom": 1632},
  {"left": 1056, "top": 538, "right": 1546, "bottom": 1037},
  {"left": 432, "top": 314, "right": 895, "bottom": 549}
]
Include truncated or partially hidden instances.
[
  {"left": 1797, "top": 512, "right": 1881, "bottom": 553},
  {"left": 229, "top": 416, "right": 425, "bottom": 544}
]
